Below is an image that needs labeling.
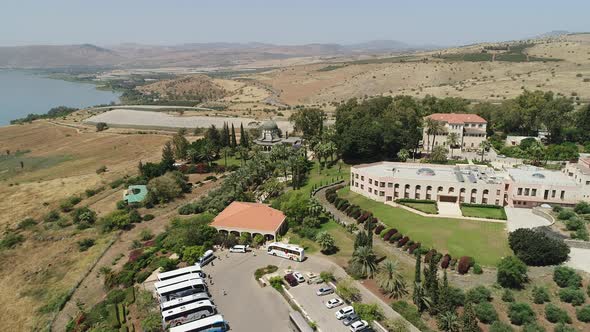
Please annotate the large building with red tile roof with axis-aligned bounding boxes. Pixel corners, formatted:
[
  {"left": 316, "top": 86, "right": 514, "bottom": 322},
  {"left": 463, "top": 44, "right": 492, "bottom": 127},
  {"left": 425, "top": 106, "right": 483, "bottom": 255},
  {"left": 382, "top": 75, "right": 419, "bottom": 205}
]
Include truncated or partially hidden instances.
[
  {"left": 423, "top": 113, "right": 487, "bottom": 152},
  {"left": 211, "top": 201, "right": 287, "bottom": 240}
]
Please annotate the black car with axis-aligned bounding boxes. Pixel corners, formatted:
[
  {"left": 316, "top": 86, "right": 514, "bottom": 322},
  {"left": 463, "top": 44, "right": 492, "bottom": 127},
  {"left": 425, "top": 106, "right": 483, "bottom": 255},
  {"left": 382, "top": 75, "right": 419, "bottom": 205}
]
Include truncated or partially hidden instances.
[
  {"left": 342, "top": 313, "right": 360, "bottom": 326},
  {"left": 284, "top": 273, "right": 299, "bottom": 287}
]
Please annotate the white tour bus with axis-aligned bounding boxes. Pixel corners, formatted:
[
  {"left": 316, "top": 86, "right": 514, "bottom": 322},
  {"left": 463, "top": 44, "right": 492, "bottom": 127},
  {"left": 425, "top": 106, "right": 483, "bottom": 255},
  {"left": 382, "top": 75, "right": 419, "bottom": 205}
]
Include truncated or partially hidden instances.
[
  {"left": 160, "top": 292, "right": 211, "bottom": 311},
  {"left": 154, "top": 273, "right": 204, "bottom": 291},
  {"left": 158, "top": 279, "right": 208, "bottom": 302},
  {"left": 198, "top": 250, "right": 215, "bottom": 266},
  {"left": 162, "top": 300, "right": 217, "bottom": 328},
  {"left": 267, "top": 242, "right": 305, "bottom": 261},
  {"left": 169, "top": 314, "right": 229, "bottom": 332},
  {"left": 158, "top": 265, "right": 204, "bottom": 281}
]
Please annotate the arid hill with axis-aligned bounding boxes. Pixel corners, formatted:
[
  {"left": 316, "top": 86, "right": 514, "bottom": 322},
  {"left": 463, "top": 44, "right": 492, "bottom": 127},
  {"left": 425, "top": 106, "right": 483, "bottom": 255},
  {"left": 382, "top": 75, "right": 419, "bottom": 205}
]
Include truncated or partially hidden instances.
[{"left": 137, "top": 74, "right": 228, "bottom": 101}]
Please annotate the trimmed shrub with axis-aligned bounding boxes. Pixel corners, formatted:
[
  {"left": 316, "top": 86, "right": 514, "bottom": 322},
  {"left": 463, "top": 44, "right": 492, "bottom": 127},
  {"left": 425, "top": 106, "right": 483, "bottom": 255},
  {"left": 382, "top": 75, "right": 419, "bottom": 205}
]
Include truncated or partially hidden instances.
[
  {"left": 424, "top": 249, "right": 438, "bottom": 263},
  {"left": 142, "top": 214, "right": 155, "bottom": 221},
  {"left": 467, "top": 286, "right": 492, "bottom": 304},
  {"left": 374, "top": 225, "right": 385, "bottom": 235},
  {"left": 553, "top": 323, "right": 577, "bottom": 332},
  {"left": 489, "top": 321, "right": 514, "bottom": 332},
  {"left": 532, "top": 286, "right": 550, "bottom": 304},
  {"left": 497, "top": 256, "right": 528, "bottom": 289},
  {"left": 408, "top": 242, "right": 421, "bottom": 254},
  {"left": 440, "top": 254, "right": 451, "bottom": 269},
  {"left": 576, "top": 305, "right": 590, "bottom": 322},
  {"left": 475, "top": 301, "right": 498, "bottom": 324},
  {"left": 545, "top": 303, "right": 571, "bottom": 324},
  {"left": 508, "top": 302, "right": 535, "bottom": 325},
  {"left": 558, "top": 209, "right": 576, "bottom": 220},
  {"left": 522, "top": 323, "right": 546, "bottom": 332},
  {"left": 509, "top": 228, "right": 570, "bottom": 266},
  {"left": 457, "top": 256, "right": 473, "bottom": 274},
  {"left": 383, "top": 229, "right": 397, "bottom": 241},
  {"left": 397, "top": 236, "right": 409, "bottom": 247},
  {"left": 502, "top": 289, "right": 515, "bottom": 302},
  {"left": 473, "top": 264, "right": 483, "bottom": 274},
  {"left": 390, "top": 233, "right": 402, "bottom": 243},
  {"left": 554, "top": 266, "right": 582, "bottom": 288},
  {"left": 558, "top": 287, "right": 585, "bottom": 306}
]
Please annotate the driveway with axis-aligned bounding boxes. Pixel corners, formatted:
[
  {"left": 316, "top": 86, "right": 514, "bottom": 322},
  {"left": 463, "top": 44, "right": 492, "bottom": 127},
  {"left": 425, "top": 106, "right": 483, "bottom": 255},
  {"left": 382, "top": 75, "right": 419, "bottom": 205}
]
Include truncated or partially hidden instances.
[
  {"left": 288, "top": 283, "right": 350, "bottom": 332},
  {"left": 566, "top": 248, "right": 590, "bottom": 274},
  {"left": 505, "top": 207, "right": 551, "bottom": 232}
]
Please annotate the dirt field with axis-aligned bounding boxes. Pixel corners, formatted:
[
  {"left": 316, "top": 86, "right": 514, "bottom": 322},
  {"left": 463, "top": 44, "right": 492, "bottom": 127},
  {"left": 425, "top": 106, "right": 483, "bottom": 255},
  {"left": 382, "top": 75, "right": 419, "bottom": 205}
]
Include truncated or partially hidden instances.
[{"left": 0, "top": 121, "right": 172, "bottom": 331}]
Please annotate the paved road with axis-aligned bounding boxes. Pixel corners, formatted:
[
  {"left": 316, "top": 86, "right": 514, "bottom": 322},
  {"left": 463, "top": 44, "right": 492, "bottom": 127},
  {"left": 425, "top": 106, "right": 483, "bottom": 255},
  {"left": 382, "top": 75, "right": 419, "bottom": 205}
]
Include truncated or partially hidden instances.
[
  {"left": 566, "top": 248, "right": 590, "bottom": 274},
  {"left": 505, "top": 207, "right": 551, "bottom": 232}
]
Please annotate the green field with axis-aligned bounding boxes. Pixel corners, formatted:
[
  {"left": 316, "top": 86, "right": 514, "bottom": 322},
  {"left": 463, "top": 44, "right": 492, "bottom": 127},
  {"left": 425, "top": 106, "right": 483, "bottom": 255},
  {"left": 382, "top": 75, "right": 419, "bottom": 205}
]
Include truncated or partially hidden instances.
[
  {"left": 339, "top": 187, "right": 511, "bottom": 266},
  {"left": 0, "top": 150, "right": 71, "bottom": 181},
  {"left": 400, "top": 201, "right": 438, "bottom": 214},
  {"left": 300, "top": 162, "right": 350, "bottom": 194},
  {"left": 288, "top": 219, "right": 355, "bottom": 260},
  {"left": 461, "top": 205, "right": 507, "bottom": 220}
]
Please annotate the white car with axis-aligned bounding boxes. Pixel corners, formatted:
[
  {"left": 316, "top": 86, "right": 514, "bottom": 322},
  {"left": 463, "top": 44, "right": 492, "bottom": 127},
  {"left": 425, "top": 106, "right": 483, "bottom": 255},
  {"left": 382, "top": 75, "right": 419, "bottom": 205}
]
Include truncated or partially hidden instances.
[
  {"left": 349, "top": 320, "right": 369, "bottom": 332},
  {"left": 336, "top": 306, "right": 355, "bottom": 319},
  {"left": 316, "top": 287, "right": 334, "bottom": 296},
  {"left": 325, "top": 298, "right": 344, "bottom": 309},
  {"left": 293, "top": 272, "right": 305, "bottom": 283},
  {"left": 229, "top": 245, "right": 248, "bottom": 253}
]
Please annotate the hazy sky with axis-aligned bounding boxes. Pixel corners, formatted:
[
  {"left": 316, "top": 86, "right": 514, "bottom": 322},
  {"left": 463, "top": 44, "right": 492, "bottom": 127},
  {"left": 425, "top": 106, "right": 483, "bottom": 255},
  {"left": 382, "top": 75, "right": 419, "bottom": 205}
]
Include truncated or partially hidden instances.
[{"left": 1, "top": 0, "right": 588, "bottom": 46}]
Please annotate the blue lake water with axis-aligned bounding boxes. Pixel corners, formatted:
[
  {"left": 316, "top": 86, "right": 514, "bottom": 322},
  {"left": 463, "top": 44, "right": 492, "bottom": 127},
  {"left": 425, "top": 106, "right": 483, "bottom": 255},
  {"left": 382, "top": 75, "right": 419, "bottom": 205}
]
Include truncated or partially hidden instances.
[{"left": 0, "top": 70, "right": 120, "bottom": 125}]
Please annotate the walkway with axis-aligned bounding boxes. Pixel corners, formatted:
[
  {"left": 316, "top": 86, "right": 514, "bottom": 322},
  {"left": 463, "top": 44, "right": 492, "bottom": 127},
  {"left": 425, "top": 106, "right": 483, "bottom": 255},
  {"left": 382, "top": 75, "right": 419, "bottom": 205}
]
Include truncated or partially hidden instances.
[
  {"left": 505, "top": 206, "right": 551, "bottom": 232},
  {"left": 437, "top": 202, "right": 462, "bottom": 217}
]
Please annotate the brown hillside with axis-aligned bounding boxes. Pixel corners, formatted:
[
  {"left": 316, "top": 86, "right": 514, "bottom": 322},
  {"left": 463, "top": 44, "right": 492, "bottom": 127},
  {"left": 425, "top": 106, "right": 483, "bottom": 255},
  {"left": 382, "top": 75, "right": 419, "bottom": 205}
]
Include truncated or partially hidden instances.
[{"left": 137, "top": 74, "right": 227, "bottom": 101}]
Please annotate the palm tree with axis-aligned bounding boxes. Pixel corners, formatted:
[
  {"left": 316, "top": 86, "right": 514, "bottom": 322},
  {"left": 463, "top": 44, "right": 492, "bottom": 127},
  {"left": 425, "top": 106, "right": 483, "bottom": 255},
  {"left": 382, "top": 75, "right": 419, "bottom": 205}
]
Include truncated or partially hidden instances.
[
  {"left": 352, "top": 246, "right": 377, "bottom": 278},
  {"left": 198, "top": 141, "right": 216, "bottom": 166},
  {"left": 315, "top": 231, "right": 336, "bottom": 253},
  {"left": 378, "top": 260, "right": 408, "bottom": 299},
  {"left": 325, "top": 141, "right": 337, "bottom": 163},
  {"left": 425, "top": 118, "right": 444, "bottom": 152},
  {"left": 412, "top": 282, "right": 432, "bottom": 312},
  {"left": 220, "top": 147, "right": 232, "bottom": 168},
  {"left": 307, "top": 199, "right": 323, "bottom": 217},
  {"left": 236, "top": 146, "right": 249, "bottom": 166},
  {"left": 447, "top": 132, "right": 460, "bottom": 158},
  {"left": 479, "top": 140, "right": 491, "bottom": 162},
  {"left": 437, "top": 311, "right": 461, "bottom": 332}
]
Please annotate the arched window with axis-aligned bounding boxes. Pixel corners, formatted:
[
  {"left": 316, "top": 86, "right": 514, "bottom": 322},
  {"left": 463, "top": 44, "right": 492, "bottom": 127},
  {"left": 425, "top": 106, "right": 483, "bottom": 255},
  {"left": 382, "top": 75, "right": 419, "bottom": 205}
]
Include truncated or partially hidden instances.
[
  {"left": 394, "top": 184, "right": 399, "bottom": 189},
  {"left": 437, "top": 186, "right": 443, "bottom": 193},
  {"left": 471, "top": 188, "right": 477, "bottom": 195},
  {"left": 460, "top": 188, "right": 466, "bottom": 193},
  {"left": 426, "top": 186, "right": 432, "bottom": 192},
  {"left": 483, "top": 189, "right": 489, "bottom": 195},
  {"left": 448, "top": 187, "right": 455, "bottom": 193}
]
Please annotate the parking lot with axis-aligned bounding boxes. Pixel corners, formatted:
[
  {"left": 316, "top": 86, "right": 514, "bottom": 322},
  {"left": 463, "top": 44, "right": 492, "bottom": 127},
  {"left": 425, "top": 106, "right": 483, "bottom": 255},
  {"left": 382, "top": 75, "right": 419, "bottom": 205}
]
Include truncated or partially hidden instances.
[
  {"left": 203, "top": 248, "right": 356, "bottom": 332},
  {"left": 288, "top": 282, "right": 350, "bottom": 332}
]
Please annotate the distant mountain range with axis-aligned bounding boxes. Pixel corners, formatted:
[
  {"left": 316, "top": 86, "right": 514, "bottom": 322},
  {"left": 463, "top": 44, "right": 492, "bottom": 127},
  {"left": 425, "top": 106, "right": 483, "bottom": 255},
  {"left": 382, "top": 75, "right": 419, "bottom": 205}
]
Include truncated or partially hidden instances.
[{"left": 0, "top": 40, "right": 434, "bottom": 69}]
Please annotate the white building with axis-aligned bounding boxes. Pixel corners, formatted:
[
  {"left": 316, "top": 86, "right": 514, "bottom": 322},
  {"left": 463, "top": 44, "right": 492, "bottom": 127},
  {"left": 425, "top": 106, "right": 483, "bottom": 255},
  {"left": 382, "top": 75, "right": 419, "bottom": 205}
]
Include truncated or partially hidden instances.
[{"left": 423, "top": 113, "right": 487, "bottom": 152}]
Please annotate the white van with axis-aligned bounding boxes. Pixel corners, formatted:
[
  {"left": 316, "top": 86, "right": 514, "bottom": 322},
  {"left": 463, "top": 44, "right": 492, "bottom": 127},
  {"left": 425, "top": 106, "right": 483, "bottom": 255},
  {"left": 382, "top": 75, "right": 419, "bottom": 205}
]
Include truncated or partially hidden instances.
[
  {"left": 229, "top": 245, "right": 248, "bottom": 253},
  {"left": 198, "top": 250, "right": 215, "bottom": 266}
]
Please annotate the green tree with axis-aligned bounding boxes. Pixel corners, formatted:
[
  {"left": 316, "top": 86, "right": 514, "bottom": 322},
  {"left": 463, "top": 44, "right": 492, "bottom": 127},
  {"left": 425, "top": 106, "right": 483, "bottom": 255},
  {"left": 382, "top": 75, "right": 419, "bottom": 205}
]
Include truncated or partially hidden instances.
[
  {"left": 437, "top": 311, "right": 461, "bottom": 332},
  {"left": 198, "top": 140, "right": 217, "bottom": 167},
  {"left": 315, "top": 231, "right": 336, "bottom": 254},
  {"left": 182, "top": 246, "right": 205, "bottom": 264},
  {"left": 461, "top": 302, "right": 481, "bottom": 332},
  {"left": 220, "top": 147, "right": 232, "bottom": 168},
  {"left": 239, "top": 123, "right": 249, "bottom": 147},
  {"left": 205, "top": 124, "right": 221, "bottom": 148},
  {"left": 479, "top": 140, "right": 491, "bottom": 162},
  {"left": 289, "top": 108, "right": 325, "bottom": 139},
  {"left": 161, "top": 141, "right": 175, "bottom": 171},
  {"left": 351, "top": 246, "right": 377, "bottom": 278},
  {"left": 430, "top": 145, "right": 448, "bottom": 163},
  {"left": 172, "top": 129, "right": 189, "bottom": 160},
  {"left": 412, "top": 282, "right": 432, "bottom": 313},
  {"left": 497, "top": 256, "right": 528, "bottom": 289},
  {"left": 378, "top": 260, "right": 408, "bottom": 299},
  {"left": 230, "top": 123, "right": 237, "bottom": 147},
  {"left": 397, "top": 148, "right": 410, "bottom": 162},
  {"left": 447, "top": 132, "right": 460, "bottom": 158}
]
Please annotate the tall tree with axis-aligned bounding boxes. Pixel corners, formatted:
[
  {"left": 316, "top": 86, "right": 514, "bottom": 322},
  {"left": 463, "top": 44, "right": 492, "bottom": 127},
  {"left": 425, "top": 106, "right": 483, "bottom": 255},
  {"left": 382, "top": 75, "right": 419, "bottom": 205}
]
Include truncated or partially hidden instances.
[
  {"left": 479, "top": 140, "right": 491, "bottom": 162},
  {"left": 412, "top": 282, "right": 432, "bottom": 313},
  {"left": 239, "top": 123, "right": 249, "bottom": 147},
  {"left": 220, "top": 147, "right": 232, "bottom": 168},
  {"left": 378, "top": 260, "right": 407, "bottom": 299},
  {"left": 460, "top": 302, "right": 481, "bottom": 332},
  {"left": 220, "top": 122, "right": 230, "bottom": 147},
  {"left": 446, "top": 132, "right": 460, "bottom": 158},
  {"left": 172, "top": 129, "right": 189, "bottom": 160},
  {"left": 351, "top": 246, "right": 378, "bottom": 278},
  {"left": 205, "top": 125, "right": 221, "bottom": 148},
  {"left": 230, "top": 123, "right": 237, "bottom": 147},
  {"left": 161, "top": 141, "right": 175, "bottom": 171},
  {"left": 289, "top": 108, "right": 325, "bottom": 139}
]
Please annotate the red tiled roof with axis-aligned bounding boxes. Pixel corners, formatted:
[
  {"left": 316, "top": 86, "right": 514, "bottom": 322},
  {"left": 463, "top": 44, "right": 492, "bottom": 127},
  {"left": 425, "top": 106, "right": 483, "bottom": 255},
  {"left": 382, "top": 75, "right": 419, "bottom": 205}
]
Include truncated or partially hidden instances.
[
  {"left": 211, "top": 202, "right": 286, "bottom": 233},
  {"left": 426, "top": 113, "right": 487, "bottom": 124}
]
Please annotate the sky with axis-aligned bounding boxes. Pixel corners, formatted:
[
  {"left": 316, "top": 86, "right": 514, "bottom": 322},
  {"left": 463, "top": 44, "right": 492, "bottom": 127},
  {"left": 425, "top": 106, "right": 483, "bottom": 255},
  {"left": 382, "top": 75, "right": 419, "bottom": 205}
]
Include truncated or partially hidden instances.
[{"left": 1, "top": 0, "right": 589, "bottom": 47}]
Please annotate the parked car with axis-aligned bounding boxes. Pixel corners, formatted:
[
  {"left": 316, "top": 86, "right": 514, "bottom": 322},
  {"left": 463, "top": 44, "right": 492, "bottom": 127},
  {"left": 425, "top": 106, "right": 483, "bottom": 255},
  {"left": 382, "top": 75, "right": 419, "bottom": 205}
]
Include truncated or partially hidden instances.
[
  {"left": 308, "top": 276, "right": 323, "bottom": 284},
  {"left": 293, "top": 272, "right": 305, "bottom": 283},
  {"left": 325, "top": 298, "right": 344, "bottom": 309},
  {"left": 229, "top": 245, "right": 248, "bottom": 253},
  {"left": 349, "top": 320, "right": 369, "bottom": 332},
  {"left": 284, "top": 273, "right": 299, "bottom": 287},
  {"left": 342, "top": 313, "right": 360, "bottom": 326},
  {"left": 336, "top": 306, "right": 355, "bottom": 319},
  {"left": 316, "top": 286, "right": 334, "bottom": 296}
]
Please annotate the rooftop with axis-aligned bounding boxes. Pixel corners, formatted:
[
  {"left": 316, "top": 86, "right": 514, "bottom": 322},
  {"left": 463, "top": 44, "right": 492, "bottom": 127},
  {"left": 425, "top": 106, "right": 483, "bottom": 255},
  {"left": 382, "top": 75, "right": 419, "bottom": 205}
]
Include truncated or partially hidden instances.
[
  {"left": 124, "top": 185, "right": 148, "bottom": 203},
  {"left": 427, "top": 113, "right": 487, "bottom": 124},
  {"left": 211, "top": 202, "right": 286, "bottom": 233},
  {"left": 508, "top": 167, "right": 578, "bottom": 186}
]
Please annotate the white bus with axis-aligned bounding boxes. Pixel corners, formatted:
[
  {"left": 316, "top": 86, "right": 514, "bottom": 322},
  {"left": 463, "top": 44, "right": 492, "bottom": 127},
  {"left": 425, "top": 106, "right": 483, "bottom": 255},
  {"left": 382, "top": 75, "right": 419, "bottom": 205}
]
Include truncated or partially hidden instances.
[
  {"left": 155, "top": 273, "right": 204, "bottom": 291},
  {"left": 158, "top": 265, "right": 204, "bottom": 281},
  {"left": 169, "top": 314, "right": 229, "bottom": 332},
  {"left": 267, "top": 242, "right": 305, "bottom": 261},
  {"left": 160, "top": 292, "right": 211, "bottom": 311},
  {"left": 158, "top": 279, "right": 208, "bottom": 302},
  {"left": 198, "top": 250, "right": 215, "bottom": 266},
  {"left": 162, "top": 300, "right": 217, "bottom": 328}
]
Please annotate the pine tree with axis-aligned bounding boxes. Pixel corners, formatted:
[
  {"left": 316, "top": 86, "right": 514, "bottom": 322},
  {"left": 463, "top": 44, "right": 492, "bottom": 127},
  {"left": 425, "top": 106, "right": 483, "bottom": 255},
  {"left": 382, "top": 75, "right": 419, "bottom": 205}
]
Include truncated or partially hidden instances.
[
  {"left": 161, "top": 141, "right": 175, "bottom": 171},
  {"left": 221, "top": 122, "right": 230, "bottom": 147},
  {"left": 425, "top": 256, "right": 440, "bottom": 315},
  {"left": 239, "top": 123, "right": 248, "bottom": 147},
  {"left": 438, "top": 270, "right": 453, "bottom": 314},
  {"left": 461, "top": 302, "right": 481, "bottom": 332},
  {"left": 231, "top": 123, "right": 237, "bottom": 147},
  {"left": 414, "top": 253, "right": 422, "bottom": 283}
]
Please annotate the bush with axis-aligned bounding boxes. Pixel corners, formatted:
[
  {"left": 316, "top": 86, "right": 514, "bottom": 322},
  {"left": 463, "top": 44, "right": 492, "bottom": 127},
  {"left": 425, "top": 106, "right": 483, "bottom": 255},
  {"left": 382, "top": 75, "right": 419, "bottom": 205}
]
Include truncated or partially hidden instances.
[
  {"left": 440, "top": 254, "right": 451, "bottom": 269},
  {"left": 447, "top": 287, "right": 466, "bottom": 308},
  {"left": 374, "top": 225, "right": 385, "bottom": 235},
  {"left": 408, "top": 242, "right": 421, "bottom": 254},
  {"left": 558, "top": 287, "right": 586, "bottom": 306},
  {"left": 466, "top": 286, "right": 492, "bottom": 304},
  {"left": 140, "top": 230, "right": 153, "bottom": 241},
  {"left": 44, "top": 210, "right": 60, "bottom": 223},
  {"left": 499, "top": 288, "right": 519, "bottom": 304},
  {"left": 0, "top": 232, "right": 25, "bottom": 250},
  {"left": 390, "top": 301, "right": 429, "bottom": 332},
  {"left": 116, "top": 200, "right": 127, "bottom": 210},
  {"left": 383, "top": 229, "right": 397, "bottom": 241},
  {"left": 390, "top": 233, "right": 402, "bottom": 243},
  {"left": 17, "top": 218, "right": 37, "bottom": 230},
  {"left": 352, "top": 303, "right": 384, "bottom": 322},
  {"left": 574, "top": 201, "right": 590, "bottom": 214},
  {"left": 508, "top": 302, "right": 535, "bottom": 325},
  {"left": 553, "top": 323, "right": 577, "bottom": 332},
  {"left": 545, "top": 303, "right": 571, "bottom": 324},
  {"left": 509, "top": 229, "right": 570, "bottom": 266},
  {"left": 457, "top": 256, "right": 473, "bottom": 274},
  {"left": 522, "top": 323, "right": 546, "bottom": 332},
  {"left": 565, "top": 216, "right": 585, "bottom": 231},
  {"left": 475, "top": 301, "right": 498, "bottom": 324},
  {"left": 397, "top": 236, "right": 409, "bottom": 247},
  {"left": 532, "top": 286, "right": 551, "bottom": 304},
  {"left": 497, "top": 256, "right": 528, "bottom": 289},
  {"left": 554, "top": 266, "right": 582, "bottom": 288},
  {"left": 254, "top": 265, "right": 278, "bottom": 279},
  {"left": 71, "top": 207, "right": 97, "bottom": 225},
  {"left": 576, "top": 305, "right": 590, "bottom": 322},
  {"left": 489, "top": 321, "right": 514, "bottom": 332},
  {"left": 78, "top": 239, "right": 95, "bottom": 252},
  {"left": 473, "top": 263, "right": 483, "bottom": 274},
  {"left": 142, "top": 214, "right": 155, "bottom": 221},
  {"left": 558, "top": 209, "right": 576, "bottom": 220}
]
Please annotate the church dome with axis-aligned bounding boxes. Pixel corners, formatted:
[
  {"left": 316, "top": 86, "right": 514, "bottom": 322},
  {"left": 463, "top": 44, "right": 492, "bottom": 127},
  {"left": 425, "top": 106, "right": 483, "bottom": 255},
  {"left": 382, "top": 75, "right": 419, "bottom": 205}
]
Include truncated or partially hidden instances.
[{"left": 260, "top": 120, "right": 279, "bottom": 130}]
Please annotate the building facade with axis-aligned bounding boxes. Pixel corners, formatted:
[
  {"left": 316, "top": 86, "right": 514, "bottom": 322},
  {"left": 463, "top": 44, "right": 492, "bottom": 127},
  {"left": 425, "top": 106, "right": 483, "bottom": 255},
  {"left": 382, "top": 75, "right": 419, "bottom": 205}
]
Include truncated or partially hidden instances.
[
  {"left": 422, "top": 113, "right": 487, "bottom": 152},
  {"left": 351, "top": 161, "right": 588, "bottom": 208}
]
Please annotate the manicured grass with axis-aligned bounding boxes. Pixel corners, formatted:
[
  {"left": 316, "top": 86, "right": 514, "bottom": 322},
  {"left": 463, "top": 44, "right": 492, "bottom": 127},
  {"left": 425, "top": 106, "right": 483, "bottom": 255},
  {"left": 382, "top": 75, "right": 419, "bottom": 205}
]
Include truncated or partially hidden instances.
[
  {"left": 287, "top": 219, "right": 355, "bottom": 262},
  {"left": 213, "top": 155, "right": 242, "bottom": 168},
  {"left": 461, "top": 206, "right": 507, "bottom": 220},
  {"left": 300, "top": 161, "right": 350, "bottom": 194},
  {"left": 339, "top": 187, "right": 511, "bottom": 266},
  {"left": 401, "top": 202, "right": 438, "bottom": 214}
]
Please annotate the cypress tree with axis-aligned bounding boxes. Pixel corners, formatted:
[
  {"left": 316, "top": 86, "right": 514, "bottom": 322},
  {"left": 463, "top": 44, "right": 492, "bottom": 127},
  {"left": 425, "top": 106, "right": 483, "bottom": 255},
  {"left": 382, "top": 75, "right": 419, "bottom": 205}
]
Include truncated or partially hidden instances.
[
  {"left": 438, "top": 270, "right": 452, "bottom": 313},
  {"left": 239, "top": 123, "right": 249, "bottom": 147},
  {"left": 461, "top": 302, "right": 481, "bottom": 332},
  {"left": 231, "top": 123, "right": 237, "bottom": 147},
  {"left": 222, "top": 122, "right": 230, "bottom": 147},
  {"left": 414, "top": 253, "right": 422, "bottom": 283},
  {"left": 426, "top": 256, "right": 440, "bottom": 314},
  {"left": 161, "top": 141, "right": 175, "bottom": 171}
]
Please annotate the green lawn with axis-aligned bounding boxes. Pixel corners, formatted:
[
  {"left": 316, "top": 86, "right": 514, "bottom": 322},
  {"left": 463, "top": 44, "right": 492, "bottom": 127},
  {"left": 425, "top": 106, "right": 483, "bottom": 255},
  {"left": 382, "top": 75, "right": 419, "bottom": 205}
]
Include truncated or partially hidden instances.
[
  {"left": 287, "top": 219, "right": 355, "bottom": 263},
  {"left": 400, "top": 202, "right": 438, "bottom": 214},
  {"left": 213, "top": 155, "right": 242, "bottom": 168},
  {"left": 461, "top": 206, "right": 507, "bottom": 220},
  {"left": 300, "top": 161, "right": 350, "bottom": 194},
  {"left": 339, "top": 187, "right": 511, "bottom": 266}
]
